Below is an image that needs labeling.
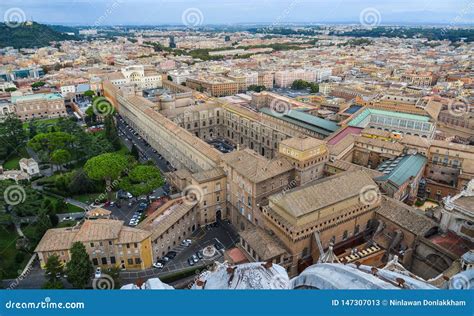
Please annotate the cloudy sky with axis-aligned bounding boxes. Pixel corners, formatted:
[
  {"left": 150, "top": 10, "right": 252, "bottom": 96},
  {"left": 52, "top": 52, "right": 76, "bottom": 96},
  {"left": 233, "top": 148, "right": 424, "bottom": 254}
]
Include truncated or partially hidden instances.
[{"left": 1, "top": 0, "right": 473, "bottom": 26}]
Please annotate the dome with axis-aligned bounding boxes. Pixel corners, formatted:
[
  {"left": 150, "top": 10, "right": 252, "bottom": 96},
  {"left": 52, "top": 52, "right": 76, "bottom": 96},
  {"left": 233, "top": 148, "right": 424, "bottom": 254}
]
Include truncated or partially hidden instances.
[{"left": 192, "top": 262, "right": 290, "bottom": 290}]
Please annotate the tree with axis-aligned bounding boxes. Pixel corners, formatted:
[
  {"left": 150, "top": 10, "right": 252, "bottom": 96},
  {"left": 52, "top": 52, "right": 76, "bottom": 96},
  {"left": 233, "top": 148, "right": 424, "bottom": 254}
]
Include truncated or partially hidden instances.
[
  {"left": 104, "top": 115, "right": 121, "bottom": 150},
  {"left": 167, "top": 75, "right": 172, "bottom": 81},
  {"left": 31, "top": 81, "right": 46, "bottom": 88},
  {"left": 28, "top": 132, "right": 75, "bottom": 163},
  {"left": 120, "top": 165, "right": 164, "bottom": 197},
  {"left": 66, "top": 242, "right": 93, "bottom": 289},
  {"left": 84, "top": 153, "right": 128, "bottom": 199},
  {"left": 29, "top": 120, "right": 38, "bottom": 138},
  {"left": 44, "top": 254, "right": 63, "bottom": 283},
  {"left": 34, "top": 211, "right": 52, "bottom": 243},
  {"left": 51, "top": 149, "right": 72, "bottom": 172},
  {"left": 309, "top": 83, "right": 319, "bottom": 94},
  {"left": 67, "top": 169, "right": 100, "bottom": 195},
  {"left": 5, "top": 87, "right": 17, "bottom": 92},
  {"left": 0, "top": 114, "right": 26, "bottom": 160},
  {"left": 105, "top": 266, "right": 121, "bottom": 289},
  {"left": 130, "top": 144, "right": 140, "bottom": 160},
  {"left": 291, "top": 79, "right": 309, "bottom": 90},
  {"left": 248, "top": 85, "right": 266, "bottom": 92},
  {"left": 83, "top": 90, "right": 95, "bottom": 98}
]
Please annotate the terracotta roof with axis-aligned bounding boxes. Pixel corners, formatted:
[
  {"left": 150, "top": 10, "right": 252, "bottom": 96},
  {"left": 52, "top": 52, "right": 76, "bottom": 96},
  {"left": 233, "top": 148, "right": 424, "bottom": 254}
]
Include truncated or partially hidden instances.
[
  {"left": 222, "top": 148, "right": 293, "bottom": 183},
  {"left": 73, "top": 219, "right": 124, "bottom": 242},
  {"left": 117, "top": 226, "right": 151, "bottom": 244},
  {"left": 325, "top": 159, "right": 384, "bottom": 179},
  {"left": 355, "top": 135, "right": 405, "bottom": 152},
  {"left": 192, "top": 168, "right": 226, "bottom": 183},
  {"left": 280, "top": 137, "right": 326, "bottom": 151},
  {"left": 239, "top": 226, "right": 287, "bottom": 260},
  {"left": 34, "top": 228, "right": 78, "bottom": 252},
  {"left": 137, "top": 198, "right": 196, "bottom": 241},
  {"left": 376, "top": 197, "right": 438, "bottom": 236},
  {"left": 271, "top": 170, "right": 377, "bottom": 218}
]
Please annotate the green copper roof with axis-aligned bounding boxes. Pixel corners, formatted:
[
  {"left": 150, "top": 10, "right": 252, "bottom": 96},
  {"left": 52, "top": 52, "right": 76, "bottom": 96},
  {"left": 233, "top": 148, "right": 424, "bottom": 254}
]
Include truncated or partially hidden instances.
[
  {"left": 376, "top": 154, "right": 427, "bottom": 187},
  {"left": 12, "top": 93, "right": 63, "bottom": 104},
  {"left": 260, "top": 107, "right": 339, "bottom": 136},
  {"left": 349, "top": 108, "right": 430, "bottom": 127}
]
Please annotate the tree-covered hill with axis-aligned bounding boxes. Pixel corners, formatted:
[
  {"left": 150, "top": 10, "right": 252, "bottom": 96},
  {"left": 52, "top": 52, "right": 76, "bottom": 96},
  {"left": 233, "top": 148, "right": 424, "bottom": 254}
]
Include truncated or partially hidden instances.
[{"left": 0, "top": 22, "right": 78, "bottom": 49}]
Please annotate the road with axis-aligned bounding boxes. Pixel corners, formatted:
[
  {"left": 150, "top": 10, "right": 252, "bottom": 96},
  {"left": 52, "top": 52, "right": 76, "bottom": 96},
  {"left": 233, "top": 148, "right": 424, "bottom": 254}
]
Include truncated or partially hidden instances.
[{"left": 116, "top": 116, "right": 172, "bottom": 173}]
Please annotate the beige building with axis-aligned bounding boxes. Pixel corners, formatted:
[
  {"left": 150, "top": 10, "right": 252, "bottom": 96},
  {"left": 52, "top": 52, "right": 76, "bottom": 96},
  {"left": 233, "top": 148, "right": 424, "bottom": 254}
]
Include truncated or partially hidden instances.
[
  {"left": 137, "top": 198, "right": 200, "bottom": 260},
  {"left": 222, "top": 148, "right": 294, "bottom": 231},
  {"left": 12, "top": 93, "right": 67, "bottom": 121},
  {"left": 261, "top": 170, "right": 380, "bottom": 275},
  {"left": 35, "top": 218, "right": 153, "bottom": 270},
  {"left": 278, "top": 137, "right": 329, "bottom": 185}
]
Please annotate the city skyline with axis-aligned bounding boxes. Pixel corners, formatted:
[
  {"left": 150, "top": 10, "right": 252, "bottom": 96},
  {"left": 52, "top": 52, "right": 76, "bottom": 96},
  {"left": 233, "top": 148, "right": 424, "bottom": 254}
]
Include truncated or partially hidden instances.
[{"left": 1, "top": 0, "right": 474, "bottom": 26}]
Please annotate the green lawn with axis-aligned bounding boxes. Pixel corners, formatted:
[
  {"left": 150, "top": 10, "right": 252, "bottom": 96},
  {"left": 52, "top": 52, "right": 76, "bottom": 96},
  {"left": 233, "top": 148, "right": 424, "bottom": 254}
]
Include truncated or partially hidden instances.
[
  {"left": 0, "top": 225, "right": 30, "bottom": 279},
  {"left": 23, "top": 117, "right": 61, "bottom": 131},
  {"left": 71, "top": 193, "right": 101, "bottom": 204},
  {"left": 65, "top": 203, "right": 85, "bottom": 213},
  {"left": 2, "top": 147, "right": 30, "bottom": 170},
  {"left": 3, "top": 156, "right": 22, "bottom": 170}
]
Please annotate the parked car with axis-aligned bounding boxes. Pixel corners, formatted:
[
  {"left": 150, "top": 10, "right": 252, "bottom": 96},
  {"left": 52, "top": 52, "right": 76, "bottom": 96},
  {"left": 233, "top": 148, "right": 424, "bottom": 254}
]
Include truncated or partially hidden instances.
[
  {"left": 187, "top": 258, "right": 195, "bottom": 266},
  {"left": 214, "top": 241, "right": 224, "bottom": 250},
  {"left": 153, "top": 262, "right": 163, "bottom": 269},
  {"left": 94, "top": 267, "right": 102, "bottom": 279},
  {"left": 184, "top": 239, "right": 192, "bottom": 245},
  {"left": 165, "top": 251, "right": 177, "bottom": 259},
  {"left": 192, "top": 254, "right": 199, "bottom": 263},
  {"left": 181, "top": 240, "right": 190, "bottom": 247},
  {"left": 196, "top": 251, "right": 203, "bottom": 260}
]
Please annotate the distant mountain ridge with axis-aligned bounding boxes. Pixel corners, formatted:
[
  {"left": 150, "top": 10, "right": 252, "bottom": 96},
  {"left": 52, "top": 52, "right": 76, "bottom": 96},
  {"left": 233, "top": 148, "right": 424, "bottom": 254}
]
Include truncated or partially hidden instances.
[{"left": 0, "top": 22, "right": 78, "bottom": 49}]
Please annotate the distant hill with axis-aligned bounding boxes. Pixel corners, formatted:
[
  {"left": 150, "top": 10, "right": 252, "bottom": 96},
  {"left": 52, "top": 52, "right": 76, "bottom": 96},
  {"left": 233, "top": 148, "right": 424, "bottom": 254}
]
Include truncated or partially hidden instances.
[{"left": 0, "top": 22, "right": 78, "bottom": 49}]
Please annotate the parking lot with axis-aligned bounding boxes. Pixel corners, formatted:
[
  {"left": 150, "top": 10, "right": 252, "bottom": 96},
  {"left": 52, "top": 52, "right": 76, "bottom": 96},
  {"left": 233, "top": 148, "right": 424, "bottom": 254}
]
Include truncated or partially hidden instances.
[
  {"left": 207, "top": 138, "right": 235, "bottom": 154},
  {"left": 120, "top": 219, "right": 239, "bottom": 284}
]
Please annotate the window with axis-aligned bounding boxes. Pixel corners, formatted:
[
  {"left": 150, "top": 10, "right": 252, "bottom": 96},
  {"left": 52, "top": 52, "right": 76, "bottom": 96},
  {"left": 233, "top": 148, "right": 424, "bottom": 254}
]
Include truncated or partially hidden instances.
[
  {"left": 92, "top": 258, "right": 99, "bottom": 265},
  {"left": 343, "top": 230, "right": 348, "bottom": 240},
  {"left": 134, "top": 243, "right": 138, "bottom": 248},
  {"left": 126, "top": 243, "right": 130, "bottom": 248},
  {"left": 110, "top": 257, "right": 116, "bottom": 264},
  {"left": 127, "top": 259, "right": 133, "bottom": 265},
  {"left": 108, "top": 241, "right": 113, "bottom": 246},
  {"left": 90, "top": 242, "right": 94, "bottom": 247},
  {"left": 135, "top": 258, "right": 141, "bottom": 264},
  {"left": 101, "top": 257, "right": 107, "bottom": 265}
]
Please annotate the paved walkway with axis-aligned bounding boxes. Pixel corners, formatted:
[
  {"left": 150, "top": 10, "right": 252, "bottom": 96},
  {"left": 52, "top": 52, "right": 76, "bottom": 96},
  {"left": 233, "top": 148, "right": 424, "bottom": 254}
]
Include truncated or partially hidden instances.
[{"left": 64, "top": 198, "right": 92, "bottom": 211}]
